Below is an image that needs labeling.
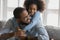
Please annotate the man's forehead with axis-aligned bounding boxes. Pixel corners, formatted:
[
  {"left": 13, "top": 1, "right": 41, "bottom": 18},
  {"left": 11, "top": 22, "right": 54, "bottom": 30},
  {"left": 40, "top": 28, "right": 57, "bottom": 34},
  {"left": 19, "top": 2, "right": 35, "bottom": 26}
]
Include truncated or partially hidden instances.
[{"left": 20, "top": 11, "right": 28, "bottom": 17}]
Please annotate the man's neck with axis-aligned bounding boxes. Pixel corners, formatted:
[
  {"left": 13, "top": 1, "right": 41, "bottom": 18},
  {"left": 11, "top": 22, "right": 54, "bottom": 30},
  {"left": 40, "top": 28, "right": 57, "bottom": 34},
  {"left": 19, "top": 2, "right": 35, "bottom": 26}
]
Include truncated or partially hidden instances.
[{"left": 21, "top": 22, "right": 29, "bottom": 25}]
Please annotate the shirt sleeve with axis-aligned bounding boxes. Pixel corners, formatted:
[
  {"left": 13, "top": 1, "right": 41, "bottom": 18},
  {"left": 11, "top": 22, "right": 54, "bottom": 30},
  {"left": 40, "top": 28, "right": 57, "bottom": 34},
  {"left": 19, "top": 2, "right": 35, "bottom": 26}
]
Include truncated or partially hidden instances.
[
  {"left": 24, "top": 11, "right": 41, "bottom": 31},
  {"left": 0, "top": 19, "right": 13, "bottom": 34},
  {"left": 36, "top": 17, "right": 49, "bottom": 40},
  {"left": 12, "top": 18, "right": 19, "bottom": 28}
]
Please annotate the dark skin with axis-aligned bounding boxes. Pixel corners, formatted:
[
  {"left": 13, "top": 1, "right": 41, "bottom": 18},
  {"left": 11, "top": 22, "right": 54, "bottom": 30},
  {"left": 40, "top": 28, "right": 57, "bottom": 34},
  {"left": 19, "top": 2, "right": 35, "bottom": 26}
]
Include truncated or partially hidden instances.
[
  {"left": 0, "top": 10, "right": 30, "bottom": 40},
  {"left": 15, "top": 10, "right": 30, "bottom": 40},
  {"left": 18, "top": 4, "right": 38, "bottom": 40},
  {"left": 0, "top": 4, "right": 38, "bottom": 40},
  {"left": 28, "top": 4, "right": 37, "bottom": 16},
  {"left": 16, "top": 4, "right": 38, "bottom": 39},
  {"left": 0, "top": 27, "right": 26, "bottom": 40}
]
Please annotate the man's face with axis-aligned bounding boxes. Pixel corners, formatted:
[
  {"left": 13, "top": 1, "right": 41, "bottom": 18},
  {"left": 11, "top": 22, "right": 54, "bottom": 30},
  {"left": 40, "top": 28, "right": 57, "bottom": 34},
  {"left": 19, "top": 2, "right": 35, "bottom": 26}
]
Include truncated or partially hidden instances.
[
  {"left": 28, "top": 4, "right": 37, "bottom": 16},
  {"left": 19, "top": 10, "right": 30, "bottom": 24}
]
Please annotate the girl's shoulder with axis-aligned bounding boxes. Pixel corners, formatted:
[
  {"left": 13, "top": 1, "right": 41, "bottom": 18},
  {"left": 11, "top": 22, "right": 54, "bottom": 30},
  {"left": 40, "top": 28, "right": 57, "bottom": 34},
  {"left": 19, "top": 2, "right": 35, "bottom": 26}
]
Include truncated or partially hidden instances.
[
  {"left": 35, "top": 11, "right": 41, "bottom": 15},
  {"left": 34, "top": 11, "right": 41, "bottom": 17}
]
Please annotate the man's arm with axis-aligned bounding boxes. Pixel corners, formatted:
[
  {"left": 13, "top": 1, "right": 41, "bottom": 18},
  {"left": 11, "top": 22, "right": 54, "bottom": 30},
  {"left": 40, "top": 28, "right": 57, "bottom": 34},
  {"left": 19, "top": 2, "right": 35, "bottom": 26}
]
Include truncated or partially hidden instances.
[
  {"left": 0, "top": 19, "right": 15, "bottom": 39},
  {"left": 0, "top": 32, "right": 15, "bottom": 39},
  {"left": 0, "top": 27, "right": 26, "bottom": 40},
  {"left": 0, "top": 19, "right": 27, "bottom": 40}
]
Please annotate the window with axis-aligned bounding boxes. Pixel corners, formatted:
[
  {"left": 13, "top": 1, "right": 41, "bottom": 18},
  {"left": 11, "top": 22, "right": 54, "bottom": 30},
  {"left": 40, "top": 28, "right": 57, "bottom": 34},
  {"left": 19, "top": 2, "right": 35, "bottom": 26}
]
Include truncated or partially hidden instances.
[
  {"left": 0, "top": 0, "right": 25, "bottom": 21},
  {"left": 7, "top": 0, "right": 25, "bottom": 20},
  {"left": 46, "top": 0, "right": 59, "bottom": 27},
  {"left": 7, "top": 0, "right": 18, "bottom": 7},
  {"left": 7, "top": 0, "right": 18, "bottom": 20},
  {"left": 19, "top": 0, "right": 25, "bottom": 7},
  {"left": 47, "top": 0, "right": 59, "bottom": 9},
  {"left": 0, "top": 0, "right": 60, "bottom": 27},
  {"left": 47, "top": 10, "right": 58, "bottom": 27},
  {"left": 0, "top": 0, "right": 3, "bottom": 20}
]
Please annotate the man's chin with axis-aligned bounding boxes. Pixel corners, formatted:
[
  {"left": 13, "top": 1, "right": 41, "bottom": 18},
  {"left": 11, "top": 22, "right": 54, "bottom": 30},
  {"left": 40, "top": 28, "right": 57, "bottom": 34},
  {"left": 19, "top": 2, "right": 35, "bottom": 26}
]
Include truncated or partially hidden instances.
[
  {"left": 25, "top": 21, "right": 30, "bottom": 24},
  {"left": 23, "top": 22, "right": 30, "bottom": 25}
]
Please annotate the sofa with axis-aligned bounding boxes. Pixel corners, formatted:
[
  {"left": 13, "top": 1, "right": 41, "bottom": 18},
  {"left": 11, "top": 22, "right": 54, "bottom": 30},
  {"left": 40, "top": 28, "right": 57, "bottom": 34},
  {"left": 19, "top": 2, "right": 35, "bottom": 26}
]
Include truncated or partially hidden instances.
[
  {"left": 45, "top": 25, "right": 60, "bottom": 40},
  {"left": 0, "top": 21, "right": 60, "bottom": 40}
]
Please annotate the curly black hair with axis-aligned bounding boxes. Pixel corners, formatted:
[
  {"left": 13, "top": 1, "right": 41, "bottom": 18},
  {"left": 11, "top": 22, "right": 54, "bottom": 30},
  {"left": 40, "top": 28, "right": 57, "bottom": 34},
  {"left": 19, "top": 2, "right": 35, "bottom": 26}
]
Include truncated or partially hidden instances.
[
  {"left": 13, "top": 7, "right": 26, "bottom": 18},
  {"left": 24, "top": 0, "right": 45, "bottom": 12}
]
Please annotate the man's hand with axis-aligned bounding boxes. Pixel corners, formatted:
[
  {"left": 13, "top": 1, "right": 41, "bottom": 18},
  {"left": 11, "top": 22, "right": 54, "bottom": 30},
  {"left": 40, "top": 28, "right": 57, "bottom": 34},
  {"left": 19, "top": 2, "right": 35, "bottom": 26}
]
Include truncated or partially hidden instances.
[
  {"left": 15, "top": 29, "right": 26, "bottom": 37},
  {"left": 15, "top": 27, "right": 26, "bottom": 40},
  {"left": 15, "top": 27, "right": 26, "bottom": 37}
]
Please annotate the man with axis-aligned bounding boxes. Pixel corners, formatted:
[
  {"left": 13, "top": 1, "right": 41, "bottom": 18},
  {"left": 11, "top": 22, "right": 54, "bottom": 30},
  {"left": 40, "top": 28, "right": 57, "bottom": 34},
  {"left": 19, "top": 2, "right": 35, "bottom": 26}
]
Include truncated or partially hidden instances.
[
  {"left": 0, "top": 7, "right": 49, "bottom": 40},
  {"left": 0, "top": 7, "right": 30, "bottom": 40}
]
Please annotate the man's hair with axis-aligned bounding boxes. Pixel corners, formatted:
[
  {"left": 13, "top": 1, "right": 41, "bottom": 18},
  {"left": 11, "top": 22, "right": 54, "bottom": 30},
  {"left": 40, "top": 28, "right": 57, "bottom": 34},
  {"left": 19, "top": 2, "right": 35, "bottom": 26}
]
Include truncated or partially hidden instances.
[
  {"left": 24, "top": 0, "right": 45, "bottom": 12},
  {"left": 13, "top": 7, "right": 26, "bottom": 18}
]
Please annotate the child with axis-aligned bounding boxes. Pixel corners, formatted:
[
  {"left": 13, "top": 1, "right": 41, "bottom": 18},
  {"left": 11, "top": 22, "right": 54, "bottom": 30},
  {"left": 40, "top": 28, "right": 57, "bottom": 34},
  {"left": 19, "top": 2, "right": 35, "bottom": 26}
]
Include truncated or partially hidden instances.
[
  {"left": 24, "top": 0, "right": 45, "bottom": 31},
  {"left": 24, "top": 0, "right": 49, "bottom": 40},
  {"left": 13, "top": 0, "right": 45, "bottom": 32}
]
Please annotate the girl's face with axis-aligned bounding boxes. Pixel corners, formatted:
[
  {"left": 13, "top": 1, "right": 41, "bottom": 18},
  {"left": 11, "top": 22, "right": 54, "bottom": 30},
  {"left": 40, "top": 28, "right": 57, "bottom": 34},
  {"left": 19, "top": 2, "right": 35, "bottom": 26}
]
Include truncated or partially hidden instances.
[{"left": 28, "top": 4, "right": 37, "bottom": 16}]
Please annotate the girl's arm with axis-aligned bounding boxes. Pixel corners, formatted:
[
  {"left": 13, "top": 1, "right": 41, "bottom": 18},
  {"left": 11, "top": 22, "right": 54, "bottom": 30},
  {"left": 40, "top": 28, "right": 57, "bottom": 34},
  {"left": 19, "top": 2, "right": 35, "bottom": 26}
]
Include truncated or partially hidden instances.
[{"left": 24, "top": 11, "right": 41, "bottom": 31}]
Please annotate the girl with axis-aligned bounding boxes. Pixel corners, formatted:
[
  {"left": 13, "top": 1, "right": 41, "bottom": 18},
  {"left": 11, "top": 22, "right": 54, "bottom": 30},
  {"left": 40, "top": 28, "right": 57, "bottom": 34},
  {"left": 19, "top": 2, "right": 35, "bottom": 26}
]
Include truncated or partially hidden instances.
[{"left": 24, "top": 0, "right": 45, "bottom": 31}]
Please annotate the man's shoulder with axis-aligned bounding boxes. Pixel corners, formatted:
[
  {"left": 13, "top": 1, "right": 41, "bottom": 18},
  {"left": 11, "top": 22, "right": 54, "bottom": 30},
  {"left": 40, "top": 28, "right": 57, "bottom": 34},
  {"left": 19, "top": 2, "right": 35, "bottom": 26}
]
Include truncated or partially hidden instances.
[
  {"left": 7, "top": 17, "right": 14, "bottom": 22},
  {"left": 5, "top": 17, "right": 14, "bottom": 25}
]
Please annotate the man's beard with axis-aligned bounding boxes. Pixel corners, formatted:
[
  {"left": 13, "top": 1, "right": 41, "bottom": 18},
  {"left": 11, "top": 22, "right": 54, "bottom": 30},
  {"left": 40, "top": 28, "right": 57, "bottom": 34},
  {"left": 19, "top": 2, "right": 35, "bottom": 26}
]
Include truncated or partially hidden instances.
[{"left": 20, "top": 22, "right": 30, "bottom": 26}]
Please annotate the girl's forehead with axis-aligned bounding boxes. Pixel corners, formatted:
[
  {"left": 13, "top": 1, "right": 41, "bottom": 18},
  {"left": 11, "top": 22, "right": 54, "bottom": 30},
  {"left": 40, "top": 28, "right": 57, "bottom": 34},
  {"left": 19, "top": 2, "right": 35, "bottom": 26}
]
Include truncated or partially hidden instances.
[{"left": 29, "top": 4, "right": 37, "bottom": 9}]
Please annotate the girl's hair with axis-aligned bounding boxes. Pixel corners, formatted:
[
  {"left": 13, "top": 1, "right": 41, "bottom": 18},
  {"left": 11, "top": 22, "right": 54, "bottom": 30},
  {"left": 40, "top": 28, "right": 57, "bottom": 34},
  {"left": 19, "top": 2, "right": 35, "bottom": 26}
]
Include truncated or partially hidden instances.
[
  {"left": 24, "top": 0, "right": 46, "bottom": 12},
  {"left": 13, "top": 7, "right": 26, "bottom": 18}
]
